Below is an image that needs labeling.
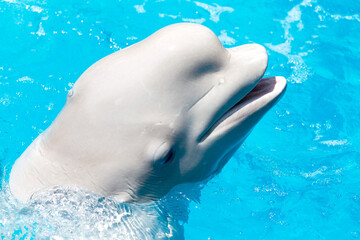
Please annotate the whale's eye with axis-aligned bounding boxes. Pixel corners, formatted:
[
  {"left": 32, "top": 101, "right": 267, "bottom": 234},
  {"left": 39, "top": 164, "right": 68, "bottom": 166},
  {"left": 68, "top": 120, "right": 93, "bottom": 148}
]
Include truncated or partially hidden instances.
[
  {"left": 162, "top": 149, "right": 175, "bottom": 165},
  {"left": 153, "top": 142, "right": 175, "bottom": 166}
]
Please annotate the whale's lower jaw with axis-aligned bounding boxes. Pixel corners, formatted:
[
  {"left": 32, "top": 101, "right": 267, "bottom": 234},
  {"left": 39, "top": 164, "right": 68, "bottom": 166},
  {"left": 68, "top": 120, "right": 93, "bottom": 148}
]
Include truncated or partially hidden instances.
[{"left": 199, "top": 76, "right": 287, "bottom": 142}]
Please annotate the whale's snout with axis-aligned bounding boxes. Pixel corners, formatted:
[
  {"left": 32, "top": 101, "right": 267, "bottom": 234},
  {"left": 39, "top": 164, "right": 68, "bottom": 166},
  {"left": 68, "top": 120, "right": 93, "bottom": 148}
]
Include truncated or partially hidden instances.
[{"left": 190, "top": 43, "right": 270, "bottom": 143}]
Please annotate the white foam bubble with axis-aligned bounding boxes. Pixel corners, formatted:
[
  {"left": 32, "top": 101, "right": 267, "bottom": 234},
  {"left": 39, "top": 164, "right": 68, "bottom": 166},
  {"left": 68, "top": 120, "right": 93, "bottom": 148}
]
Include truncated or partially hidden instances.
[
  {"left": 30, "top": 5, "right": 43, "bottom": 13},
  {"left": 17, "top": 76, "right": 34, "bottom": 83},
  {"left": 218, "top": 30, "right": 236, "bottom": 46},
  {"left": 182, "top": 18, "right": 206, "bottom": 24},
  {"left": 193, "top": 1, "right": 233, "bottom": 23},
  {"left": 134, "top": 4, "right": 145, "bottom": 14},
  {"left": 36, "top": 22, "right": 45, "bottom": 36},
  {"left": 320, "top": 139, "right": 350, "bottom": 147}
]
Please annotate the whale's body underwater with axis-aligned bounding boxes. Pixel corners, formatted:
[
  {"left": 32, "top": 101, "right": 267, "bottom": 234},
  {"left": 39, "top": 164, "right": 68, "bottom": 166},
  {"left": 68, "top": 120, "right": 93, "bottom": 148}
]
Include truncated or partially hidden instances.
[{"left": 9, "top": 23, "right": 286, "bottom": 202}]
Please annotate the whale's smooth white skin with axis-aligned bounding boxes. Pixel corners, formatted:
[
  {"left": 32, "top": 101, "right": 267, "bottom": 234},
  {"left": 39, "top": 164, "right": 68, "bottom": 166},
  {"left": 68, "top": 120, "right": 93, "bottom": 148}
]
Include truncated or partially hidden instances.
[{"left": 9, "top": 23, "right": 286, "bottom": 202}]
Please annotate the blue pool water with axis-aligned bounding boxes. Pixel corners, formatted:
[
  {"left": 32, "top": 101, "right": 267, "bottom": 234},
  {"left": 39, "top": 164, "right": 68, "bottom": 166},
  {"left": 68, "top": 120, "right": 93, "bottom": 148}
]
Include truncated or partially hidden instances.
[{"left": 1, "top": 0, "right": 360, "bottom": 239}]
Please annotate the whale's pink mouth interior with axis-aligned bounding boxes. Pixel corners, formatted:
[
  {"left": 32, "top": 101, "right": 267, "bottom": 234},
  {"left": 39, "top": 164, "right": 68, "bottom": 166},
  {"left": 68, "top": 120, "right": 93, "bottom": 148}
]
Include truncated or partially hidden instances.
[
  {"left": 199, "top": 76, "right": 285, "bottom": 142},
  {"left": 228, "top": 77, "right": 276, "bottom": 110}
]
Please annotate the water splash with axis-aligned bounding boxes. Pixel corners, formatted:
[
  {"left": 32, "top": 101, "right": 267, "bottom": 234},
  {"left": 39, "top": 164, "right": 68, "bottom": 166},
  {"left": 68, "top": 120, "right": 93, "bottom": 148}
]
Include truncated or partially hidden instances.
[
  {"left": 265, "top": 0, "right": 314, "bottom": 84},
  {"left": 0, "top": 180, "right": 192, "bottom": 239}
]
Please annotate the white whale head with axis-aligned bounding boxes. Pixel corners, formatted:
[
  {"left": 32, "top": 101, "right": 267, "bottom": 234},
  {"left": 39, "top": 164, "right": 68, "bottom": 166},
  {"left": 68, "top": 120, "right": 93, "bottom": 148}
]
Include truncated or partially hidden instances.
[{"left": 9, "top": 23, "right": 286, "bottom": 202}]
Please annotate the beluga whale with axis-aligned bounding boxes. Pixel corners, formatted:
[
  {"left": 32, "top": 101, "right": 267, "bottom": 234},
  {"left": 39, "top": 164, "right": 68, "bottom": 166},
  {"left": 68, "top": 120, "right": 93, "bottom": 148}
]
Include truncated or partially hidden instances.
[{"left": 9, "top": 23, "right": 286, "bottom": 202}]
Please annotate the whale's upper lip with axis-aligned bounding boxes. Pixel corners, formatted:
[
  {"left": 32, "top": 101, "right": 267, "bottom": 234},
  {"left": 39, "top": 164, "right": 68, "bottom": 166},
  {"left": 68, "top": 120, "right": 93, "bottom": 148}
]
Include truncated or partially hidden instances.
[{"left": 199, "top": 76, "right": 287, "bottom": 142}]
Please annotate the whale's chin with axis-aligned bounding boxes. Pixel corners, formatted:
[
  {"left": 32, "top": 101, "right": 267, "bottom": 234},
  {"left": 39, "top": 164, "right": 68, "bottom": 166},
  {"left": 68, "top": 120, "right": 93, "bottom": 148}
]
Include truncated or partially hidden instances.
[{"left": 199, "top": 76, "right": 287, "bottom": 142}]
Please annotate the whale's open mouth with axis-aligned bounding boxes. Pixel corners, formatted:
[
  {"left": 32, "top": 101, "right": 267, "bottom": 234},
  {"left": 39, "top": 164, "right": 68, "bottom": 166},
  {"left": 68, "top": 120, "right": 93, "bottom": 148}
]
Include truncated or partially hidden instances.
[{"left": 199, "top": 76, "right": 287, "bottom": 142}]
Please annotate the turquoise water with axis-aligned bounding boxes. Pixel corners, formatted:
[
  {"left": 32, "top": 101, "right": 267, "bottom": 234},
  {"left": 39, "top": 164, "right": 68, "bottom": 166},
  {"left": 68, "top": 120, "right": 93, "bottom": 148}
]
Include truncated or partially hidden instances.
[{"left": 1, "top": 0, "right": 360, "bottom": 239}]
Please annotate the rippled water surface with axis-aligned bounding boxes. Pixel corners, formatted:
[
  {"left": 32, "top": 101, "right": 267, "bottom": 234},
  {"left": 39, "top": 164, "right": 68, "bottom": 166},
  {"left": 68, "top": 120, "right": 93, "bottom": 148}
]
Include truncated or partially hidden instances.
[{"left": 0, "top": 0, "right": 360, "bottom": 239}]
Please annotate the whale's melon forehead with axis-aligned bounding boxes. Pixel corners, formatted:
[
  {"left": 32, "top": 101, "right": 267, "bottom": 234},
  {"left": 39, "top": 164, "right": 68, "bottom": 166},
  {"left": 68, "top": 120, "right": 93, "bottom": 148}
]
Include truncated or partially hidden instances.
[
  {"left": 133, "top": 23, "right": 229, "bottom": 77},
  {"left": 148, "top": 23, "right": 226, "bottom": 57}
]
